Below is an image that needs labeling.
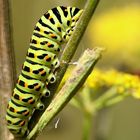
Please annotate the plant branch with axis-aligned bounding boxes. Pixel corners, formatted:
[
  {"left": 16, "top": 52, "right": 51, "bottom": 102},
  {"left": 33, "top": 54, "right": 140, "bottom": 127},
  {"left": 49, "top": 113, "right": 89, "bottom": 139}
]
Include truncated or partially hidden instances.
[
  {"left": 0, "top": 0, "right": 16, "bottom": 140},
  {"left": 26, "top": 48, "right": 103, "bottom": 140},
  {"left": 93, "top": 87, "right": 130, "bottom": 112},
  {"left": 30, "top": 0, "right": 100, "bottom": 131},
  {"left": 82, "top": 111, "right": 93, "bottom": 140}
]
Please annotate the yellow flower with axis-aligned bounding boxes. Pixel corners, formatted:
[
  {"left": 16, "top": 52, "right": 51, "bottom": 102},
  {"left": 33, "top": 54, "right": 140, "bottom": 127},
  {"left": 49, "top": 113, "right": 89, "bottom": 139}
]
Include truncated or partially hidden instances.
[
  {"left": 85, "top": 69, "right": 140, "bottom": 99},
  {"left": 61, "top": 67, "right": 140, "bottom": 100}
]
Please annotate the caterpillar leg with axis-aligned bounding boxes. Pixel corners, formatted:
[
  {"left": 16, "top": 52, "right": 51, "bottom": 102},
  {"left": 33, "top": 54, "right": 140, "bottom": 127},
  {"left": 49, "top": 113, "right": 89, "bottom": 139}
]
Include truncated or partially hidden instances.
[
  {"left": 36, "top": 100, "right": 45, "bottom": 110},
  {"left": 46, "top": 72, "right": 56, "bottom": 83},
  {"left": 42, "top": 87, "right": 50, "bottom": 97},
  {"left": 51, "top": 57, "right": 60, "bottom": 69}
]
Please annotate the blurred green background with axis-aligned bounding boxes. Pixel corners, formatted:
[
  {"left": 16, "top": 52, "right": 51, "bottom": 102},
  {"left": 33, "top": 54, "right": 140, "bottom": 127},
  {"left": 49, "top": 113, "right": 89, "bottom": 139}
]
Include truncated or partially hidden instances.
[{"left": 11, "top": 0, "right": 140, "bottom": 140}]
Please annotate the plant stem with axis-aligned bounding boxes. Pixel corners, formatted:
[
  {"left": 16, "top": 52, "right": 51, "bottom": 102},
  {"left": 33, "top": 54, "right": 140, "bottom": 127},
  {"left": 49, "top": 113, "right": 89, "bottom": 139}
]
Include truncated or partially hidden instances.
[
  {"left": 105, "top": 93, "right": 129, "bottom": 107},
  {"left": 82, "top": 112, "right": 93, "bottom": 140},
  {"left": 26, "top": 48, "right": 103, "bottom": 140},
  {"left": 93, "top": 87, "right": 118, "bottom": 111},
  {"left": 93, "top": 87, "right": 130, "bottom": 111},
  {"left": 0, "top": 0, "right": 16, "bottom": 140},
  {"left": 30, "top": 0, "right": 100, "bottom": 132}
]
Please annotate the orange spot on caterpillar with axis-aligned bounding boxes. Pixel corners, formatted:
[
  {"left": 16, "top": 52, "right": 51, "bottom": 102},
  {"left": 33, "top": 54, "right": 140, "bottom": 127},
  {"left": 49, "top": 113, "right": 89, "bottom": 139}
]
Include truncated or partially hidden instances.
[
  {"left": 24, "top": 83, "right": 28, "bottom": 88},
  {"left": 44, "top": 55, "right": 50, "bottom": 61},
  {"left": 18, "top": 79, "right": 20, "bottom": 84},
  {"left": 47, "top": 42, "right": 51, "bottom": 46},
  {"left": 19, "top": 121, "right": 25, "bottom": 126},
  {"left": 34, "top": 84, "right": 40, "bottom": 90},
  {"left": 23, "top": 111, "right": 29, "bottom": 116},
  {"left": 28, "top": 99, "right": 34, "bottom": 104},
  {"left": 19, "top": 96, "right": 22, "bottom": 101},
  {"left": 50, "top": 34, "right": 56, "bottom": 38},
  {"left": 48, "top": 16, "right": 52, "bottom": 20},
  {"left": 14, "top": 109, "right": 17, "bottom": 113},
  {"left": 40, "top": 70, "right": 45, "bottom": 75}
]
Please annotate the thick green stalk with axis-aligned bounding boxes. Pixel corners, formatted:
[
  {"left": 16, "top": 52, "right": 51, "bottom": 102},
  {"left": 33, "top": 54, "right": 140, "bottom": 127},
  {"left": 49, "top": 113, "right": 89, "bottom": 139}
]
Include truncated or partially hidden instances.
[
  {"left": 57, "top": 0, "right": 100, "bottom": 83},
  {"left": 30, "top": 0, "right": 100, "bottom": 132},
  {"left": 93, "top": 87, "right": 130, "bottom": 112},
  {"left": 93, "top": 87, "right": 118, "bottom": 111},
  {"left": 0, "top": 0, "right": 16, "bottom": 140},
  {"left": 26, "top": 48, "right": 103, "bottom": 140},
  {"left": 82, "top": 112, "right": 93, "bottom": 140}
]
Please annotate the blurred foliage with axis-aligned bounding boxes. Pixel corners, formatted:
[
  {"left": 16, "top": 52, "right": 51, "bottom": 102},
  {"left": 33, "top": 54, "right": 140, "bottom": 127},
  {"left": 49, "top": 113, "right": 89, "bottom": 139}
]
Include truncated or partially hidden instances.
[
  {"left": 60, "top": 67, "right": 140, "bottom": 140},
  {"left": 62, "top": 67, "right": 140, "bottom": 109},
  {"left": 87, "top": 4, "right": 140, "bottom": 70},
  {"left": 85, "top": 69, "right": 140, "bottom": 99}
]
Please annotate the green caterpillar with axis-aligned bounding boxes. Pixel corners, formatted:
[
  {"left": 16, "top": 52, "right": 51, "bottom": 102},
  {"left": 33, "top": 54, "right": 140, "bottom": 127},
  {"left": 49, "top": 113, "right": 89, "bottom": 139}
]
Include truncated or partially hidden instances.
[{"left": 6, "top": 6, "right": 83, "bottom": 137}]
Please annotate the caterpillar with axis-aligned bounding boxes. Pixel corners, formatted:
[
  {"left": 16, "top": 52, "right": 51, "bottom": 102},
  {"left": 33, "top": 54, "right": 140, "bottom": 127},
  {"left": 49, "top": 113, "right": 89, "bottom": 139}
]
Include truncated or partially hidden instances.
[{"left": 6, "top": 6, "right": 83, "bottom": 137}]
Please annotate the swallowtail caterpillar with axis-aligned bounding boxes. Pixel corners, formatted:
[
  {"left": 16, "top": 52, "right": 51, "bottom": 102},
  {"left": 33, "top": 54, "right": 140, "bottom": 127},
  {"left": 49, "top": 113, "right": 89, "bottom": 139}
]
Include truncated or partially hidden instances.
[{"left": 6, "top": 6, "right": 83, "bottom": 137}]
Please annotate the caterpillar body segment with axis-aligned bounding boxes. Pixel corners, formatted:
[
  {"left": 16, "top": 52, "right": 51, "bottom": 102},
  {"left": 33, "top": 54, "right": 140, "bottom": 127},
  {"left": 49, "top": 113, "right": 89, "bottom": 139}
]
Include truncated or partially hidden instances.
[
  {"left": 6, "top": 6, "right": 83, "bottom": 137},
  {"left": 22, "top": 61, "right": 52, "bottom": 81}
]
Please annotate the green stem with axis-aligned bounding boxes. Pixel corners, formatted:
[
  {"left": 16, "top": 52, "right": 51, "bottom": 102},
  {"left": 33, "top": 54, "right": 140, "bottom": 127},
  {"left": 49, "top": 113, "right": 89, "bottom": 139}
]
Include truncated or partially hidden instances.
[
  {"left": 93, "top": 87, "right": 130, "bottom": 111},
  {"left": 82, "top": 112, "right": 93, "bottom": 140},
  {"left": 93, "top": 87, "right": 118, "bottom": 111},
  {"left": 105, "top": 93, "right": 129, "bottom": 107},
  {"left": 30, "top": 0, "right": 100, "bottom": 133},
  {"left": 50, "top": 0, "right": 100, "bottom": 91},
  {"left": 26, "top": 48, "right": 103, "bottom": 140}
]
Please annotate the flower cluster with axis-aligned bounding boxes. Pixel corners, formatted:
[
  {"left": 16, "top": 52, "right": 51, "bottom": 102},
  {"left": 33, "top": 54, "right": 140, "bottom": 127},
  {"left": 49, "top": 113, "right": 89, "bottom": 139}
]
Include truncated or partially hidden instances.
[{"left": 85, "top": 69, "right": 140, "bottom": 99}]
